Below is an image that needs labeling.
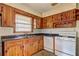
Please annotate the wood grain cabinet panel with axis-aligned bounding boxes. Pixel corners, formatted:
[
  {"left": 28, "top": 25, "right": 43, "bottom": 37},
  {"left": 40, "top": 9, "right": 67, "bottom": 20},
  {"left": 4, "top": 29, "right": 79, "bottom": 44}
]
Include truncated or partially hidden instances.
[
  {"left": 76, "top": 9, "right": 79, "bottom": 20},
  {"left": 52, "top": 9, "right": 76, "bottom": 28},
  {"left": 26, "top": 43, "right": 33, "bottom": 56},
  {"left": 3, "top": 36, "right": 43, "bottom": 56},
  {"left": 36, "top": 18, "right": 42, "bottom": 29},
  {"left": 32, "top": 40, "right": 38, "bottom": 54},
  {"left": 35, "top": 36, "right": 43, "bottom": 51},
  {"left": 38, "top": 39, "right": 44, "bottom": 51},
  {"left": 0, "top": 5, "right": 2, "bottom": 13},
  {"left": 1, "top": 4, "right": 15, "bottom": 27},
  {"left": 46, "top": 16, "right": 53, "bottom": 28},
  {"left": 61, "top": 9, "right": 76, "bottom": 21},
  {"left": 4, "top": 40, "right": 23, "bottom": 56},
  {"left": 52, "top": 13, "right": 61, "bottom": 23},
  {"left": 42, "top": 9, "right": 77, "bottom": 28},
  {"left": 42, "top": 17, "right": 47, "bottom": 28}
]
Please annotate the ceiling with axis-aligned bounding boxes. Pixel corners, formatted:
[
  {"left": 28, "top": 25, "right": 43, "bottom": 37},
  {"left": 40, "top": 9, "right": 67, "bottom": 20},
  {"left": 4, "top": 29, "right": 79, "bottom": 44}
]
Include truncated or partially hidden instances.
[{"left": 21, "top": 3, "right": 58, "bottom": 13}]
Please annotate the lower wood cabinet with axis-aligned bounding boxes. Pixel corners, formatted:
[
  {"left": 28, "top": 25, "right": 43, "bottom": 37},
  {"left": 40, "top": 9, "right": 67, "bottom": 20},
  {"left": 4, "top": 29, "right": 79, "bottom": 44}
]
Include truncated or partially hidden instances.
[
  {"left": 38, "top": 39, "right": 44, "bottom": 51},
  {"left": 4, "top": 40, "right": 23, "bottom": 56},
  {"left": 3, "top": 36, "right": 43, "bottom": 56}
]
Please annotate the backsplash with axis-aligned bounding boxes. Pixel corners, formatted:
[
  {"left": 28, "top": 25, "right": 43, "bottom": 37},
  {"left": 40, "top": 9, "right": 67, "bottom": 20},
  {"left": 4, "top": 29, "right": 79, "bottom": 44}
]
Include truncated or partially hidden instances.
[
  {"left": 0, "top": 27, "right": 25, "bottom": 36},
  {"left": 0, "top": 27, "right": 13, "bottom": 36},
  {"left": 36, "top": 28, "right": 79, "bottom": 38},
  {"left": 0, "top": 27, "right": 79, "bottom": 36}
]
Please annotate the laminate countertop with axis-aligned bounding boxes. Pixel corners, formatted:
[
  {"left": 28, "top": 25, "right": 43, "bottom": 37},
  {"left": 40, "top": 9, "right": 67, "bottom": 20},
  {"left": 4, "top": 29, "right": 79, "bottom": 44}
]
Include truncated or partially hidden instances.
[{"left": 1, "top": 33, "right": 76, "bottom": 42}]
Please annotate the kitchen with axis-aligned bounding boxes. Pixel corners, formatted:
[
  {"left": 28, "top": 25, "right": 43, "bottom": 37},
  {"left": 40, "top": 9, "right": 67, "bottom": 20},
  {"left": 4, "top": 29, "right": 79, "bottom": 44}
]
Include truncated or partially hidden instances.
[{"left": 0, "top": 3, "right": 79, "bottom": 56}]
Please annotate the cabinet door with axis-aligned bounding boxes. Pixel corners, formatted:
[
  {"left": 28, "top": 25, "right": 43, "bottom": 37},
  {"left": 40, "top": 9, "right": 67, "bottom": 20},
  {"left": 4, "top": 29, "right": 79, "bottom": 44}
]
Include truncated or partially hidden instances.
[
  {"left": 52, "top": 13, "right": 61, "bottom": 28},
  {"left": 0, "top": 4, "right": 2, "bottom": 13},
  {"left": 2, "top": 4, "right": 14, "bottom": 27},
  {"left": 4, "top": 44, "right": 23, "bottom": 56},
  {"left": 52, "top": 13, "right": 61, "bottom": 23},
  {"left": 32, "top": 40, "right": 38, "bottom": 54},
  {"left": 22, "top": 39, "right": 28, "bottom": 56},
  {"left": 36, "top": 18, "right": 42, "bottom": 29},
  {"left": 46, "top": 16, "right": 53, "bottom": 28},
  {"left": 42, "top": 17, "right": 47, "bottom": 28},
  {"left": 27, "top": 43, "right": 33, "bottom": 56},
  {"left": 61, "top": 9, "right": 76, "bottom": 27},
  {"left": 38, "top": 39, "right": 43, "bottom": 51},
  {"left": 61, "top": 9, "right": 75, "bottom": 21},
  {"left": 4, "top": 40, "right": 23, "bottom": 56}
]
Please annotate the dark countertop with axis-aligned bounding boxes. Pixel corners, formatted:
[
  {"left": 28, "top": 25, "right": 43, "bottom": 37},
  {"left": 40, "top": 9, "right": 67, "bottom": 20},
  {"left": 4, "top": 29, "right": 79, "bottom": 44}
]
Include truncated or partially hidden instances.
[
  {"left": 1, "top": 33, "right": 76, "bottom": 42},
  {"left": 1, "top": 33, "right": 59, "bottom": 41}
]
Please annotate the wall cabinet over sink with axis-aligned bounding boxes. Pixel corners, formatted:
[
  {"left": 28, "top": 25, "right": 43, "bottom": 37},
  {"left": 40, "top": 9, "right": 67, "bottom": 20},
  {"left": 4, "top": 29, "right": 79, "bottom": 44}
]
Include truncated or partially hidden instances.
[
  {"left": 0, "top": 4, "right": 42, "bottom": 30},
  {"left": 0, "top": 4, "right": 15, "bottom": 27}
]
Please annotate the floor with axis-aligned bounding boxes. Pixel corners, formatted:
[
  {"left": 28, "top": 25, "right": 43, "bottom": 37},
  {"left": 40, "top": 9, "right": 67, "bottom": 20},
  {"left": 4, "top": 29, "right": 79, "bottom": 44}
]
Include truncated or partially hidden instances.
[{"left": 32, "top": 50, "right": 55, "bottom": 56}]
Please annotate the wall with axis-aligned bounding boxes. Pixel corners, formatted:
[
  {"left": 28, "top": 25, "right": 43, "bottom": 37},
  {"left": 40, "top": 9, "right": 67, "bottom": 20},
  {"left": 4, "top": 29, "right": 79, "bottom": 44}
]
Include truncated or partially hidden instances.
[
  {"left": 0, "top": 3, "right": 77, "bottom": 35},
  {"left": 42, "top": 3, "right": 76, "bottom": 17},
  {"left": 0, "top": 3, "right": 77, "bottom": 36},
  {"left": 0, "top": 3, "right": 78, "bottom": 54},
  {"left": 0, "top": 3, "right": 42, "bottom": 36}
]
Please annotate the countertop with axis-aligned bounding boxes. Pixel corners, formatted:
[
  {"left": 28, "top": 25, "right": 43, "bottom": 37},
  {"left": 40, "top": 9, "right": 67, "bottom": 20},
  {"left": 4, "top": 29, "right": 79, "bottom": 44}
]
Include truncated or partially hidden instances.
[{"left": 1, "top": 33, "right": 76, "bottom": 42}]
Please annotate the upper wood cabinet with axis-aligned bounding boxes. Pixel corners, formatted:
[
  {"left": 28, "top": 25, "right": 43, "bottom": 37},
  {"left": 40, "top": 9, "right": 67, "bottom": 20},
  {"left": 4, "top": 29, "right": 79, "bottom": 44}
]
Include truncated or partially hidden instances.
[
  {"left": 61, "top": 9, "right": 76, "bottom": 21},
  {"left": 33, "top": 17, "right": 42, "bottom": 29},
  {"left": 42, "top": 17, "right": 47, "bottom": 28},
  {"left": 52, "top": 13, "right": 62, "bottom": 28},
  {"left": 46, "top": 16, "right": 53, "bottom": 28},
  {"left": 43, "top": 9, "right": 77, "bottom": 28},
  {"left": 52, "top": 13, "right": 61, "bottom": 23},
  {"left": 0, "top": 5, "right": 2, "bottom": 13},
  {"left": 76, "top": 9, "right": 79, "bottom": 20},
  {"left": 36, "top": 18, "right": 42, "bottom": 29},
  {"left": 1, "top": 4, "right": 15, "bottom": 27}
]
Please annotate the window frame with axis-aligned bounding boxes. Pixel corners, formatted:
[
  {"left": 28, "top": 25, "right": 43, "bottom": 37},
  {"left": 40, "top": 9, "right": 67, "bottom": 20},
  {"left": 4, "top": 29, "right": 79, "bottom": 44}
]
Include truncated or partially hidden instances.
[{"left": 14, "top": 11, "right": 33, "bottom": 33}]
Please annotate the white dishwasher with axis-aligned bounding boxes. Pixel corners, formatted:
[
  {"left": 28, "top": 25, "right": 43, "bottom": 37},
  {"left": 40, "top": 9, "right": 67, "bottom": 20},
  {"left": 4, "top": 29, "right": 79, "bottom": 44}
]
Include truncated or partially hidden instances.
[
  {"left": 55, "top": 36, "right": 76, "bottom": 56},
  {"left": 44, "top": 36, "right": 54, "bottom": 53}
]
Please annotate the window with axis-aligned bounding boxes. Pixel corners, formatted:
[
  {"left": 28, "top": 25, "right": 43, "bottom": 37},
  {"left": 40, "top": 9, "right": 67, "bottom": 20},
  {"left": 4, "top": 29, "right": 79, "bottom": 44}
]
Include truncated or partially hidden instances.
[{"left": 15, "top": 14, "right": 32, "bottom": 32}]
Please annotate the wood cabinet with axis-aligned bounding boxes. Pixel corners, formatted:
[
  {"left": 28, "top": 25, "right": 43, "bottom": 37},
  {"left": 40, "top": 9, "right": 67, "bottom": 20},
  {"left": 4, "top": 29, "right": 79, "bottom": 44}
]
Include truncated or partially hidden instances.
[
  {"left": 33, "top": 17, "right": 42, "bottom": 29},
  {"left": 46, "top": 16, "right": 53, "bottom": 28},
  {"left": 36, "top": 18, "right": 42, "bottom": 29},
  {"left": 32, "top": 39, "right": 38, "bottom": 54},
  {"left": 59, "top": 9, "right": 76, "bottom": 28},
  {"left": 3, "top": 36, "right": 43, "bottom": 56},
  {"left": 43, "top": 9, "right": 77, "bottom": 28},
  {"left": 4, "top": 40, "right": 23, "bottom": 56},
  {"left": 0, "top": 5, "right": 2, "bottom": 13},
  {"left": 76, "top": 9, "right": 79, "bottom": 20},
  {"left": 0, "top": 4, "right": 42, "bottom": 29},
  {"left": 52, "top": 13, "right": 61, "bottom": 23},
  {"left": 23, "top": 38, "right": 38, "bottom": 56},
  {"left": 42, "top": 17, "right": 47, "bottom": 28},
  {"left": 34, "top": 36, "right": 43, "bottom": 51},
  {"left": 1, "top": 4, "right": 14, "bottom": 27},
  {"left": 38, "top": 39, "right": 43, "bottom": 51},
  {"left": 61, "top": 9, "right": 76, "bottom": 21}
]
